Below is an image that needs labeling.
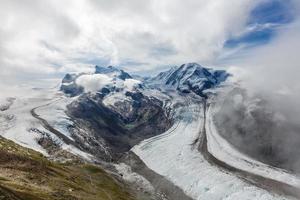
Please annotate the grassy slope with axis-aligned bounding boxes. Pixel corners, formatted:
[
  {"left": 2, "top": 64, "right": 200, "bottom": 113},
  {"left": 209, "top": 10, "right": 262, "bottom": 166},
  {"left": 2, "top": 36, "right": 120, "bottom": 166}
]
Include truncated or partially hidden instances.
[{"left": 0, "top": 136, "right": 136, "bottom": 200}]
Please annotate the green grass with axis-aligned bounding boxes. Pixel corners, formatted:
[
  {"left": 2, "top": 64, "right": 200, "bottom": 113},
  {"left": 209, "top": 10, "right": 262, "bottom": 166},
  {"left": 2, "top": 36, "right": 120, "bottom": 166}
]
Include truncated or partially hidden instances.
[{"left": 0, "top": 136, "right": 136, "bottom": 200}]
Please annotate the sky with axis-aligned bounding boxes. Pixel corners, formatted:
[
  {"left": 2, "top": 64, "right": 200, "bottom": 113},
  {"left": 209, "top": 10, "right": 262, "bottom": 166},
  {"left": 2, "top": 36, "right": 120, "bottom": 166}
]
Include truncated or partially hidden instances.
[
  {"left": 1, "top": 0, "right": 300, "bottom": 165},
  {"left": 0, "top": 0, "right": 299, "bottom": 83}
]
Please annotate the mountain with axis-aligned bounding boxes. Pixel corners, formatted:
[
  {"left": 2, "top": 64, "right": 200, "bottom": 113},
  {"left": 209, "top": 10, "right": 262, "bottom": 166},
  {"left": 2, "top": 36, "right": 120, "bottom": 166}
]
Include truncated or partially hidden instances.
[
  {"left": 56, "top": 64, "right": 231, "bottom": 161},
  {"left": 150, "top": 63, "right": 230, "bottom": 97},
  {"left": 48, "top": 64, "right": 231, "bottom": 161},
  {"left": 58, "top": 65, "right": 172, "bottom": 161},
  {"left": 60, "top": 73, "right": 84, "bottom": 96},
  {"left": 95, "top": 65, "right": 132, "bottom": 80},
  {"left": 60, "top": 63, "right": 229, "bottom": 98},
  {"left": 60, "top": 66, "right": 138, "bottom": 97},
  {"left": 2, "top": 63, "right": 298, "bottom": 200}
]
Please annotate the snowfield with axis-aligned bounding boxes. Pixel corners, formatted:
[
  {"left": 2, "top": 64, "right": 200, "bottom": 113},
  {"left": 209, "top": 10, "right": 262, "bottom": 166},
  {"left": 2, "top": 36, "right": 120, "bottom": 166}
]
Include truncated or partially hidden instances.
[
  {"left": 103, "top": 92, "right": 132, "bottom": 107},
  {"left": 132, "top": 94, "right": 296, "bottom": 200},
  {"left": 0, "top": 87, "right": 57, "bottom": 154},
  {"left": 0, "top": 85, "right": 93, "bottom": 160},
  {"left": 35, "top": 96, "right": 76, "bottom": 141}
]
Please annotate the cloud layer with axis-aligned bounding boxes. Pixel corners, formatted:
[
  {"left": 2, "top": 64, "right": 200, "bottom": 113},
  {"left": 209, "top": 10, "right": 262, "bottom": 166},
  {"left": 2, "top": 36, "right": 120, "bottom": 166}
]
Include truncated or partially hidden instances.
[
  {"left": 0, "top": 0, "right": 268, "bottom": 82},
  {"left": 219, "top": 1, "right": 300, "bottom": 171},
  {"left": 228, "top": 0, "right": 300, "bottom": 119}
]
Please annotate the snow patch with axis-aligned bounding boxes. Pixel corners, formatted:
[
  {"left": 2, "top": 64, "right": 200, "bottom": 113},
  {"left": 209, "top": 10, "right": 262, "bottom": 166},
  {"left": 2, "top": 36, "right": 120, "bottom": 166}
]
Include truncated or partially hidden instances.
[{"left": 103, "top": 92, "right": 132, "bottom": 107}]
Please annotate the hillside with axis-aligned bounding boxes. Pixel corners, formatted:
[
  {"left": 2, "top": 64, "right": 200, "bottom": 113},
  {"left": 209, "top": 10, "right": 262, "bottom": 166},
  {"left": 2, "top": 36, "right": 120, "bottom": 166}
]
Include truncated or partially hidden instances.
[{"left": 0, "top": 136, "right": 137, "bottom": 200}]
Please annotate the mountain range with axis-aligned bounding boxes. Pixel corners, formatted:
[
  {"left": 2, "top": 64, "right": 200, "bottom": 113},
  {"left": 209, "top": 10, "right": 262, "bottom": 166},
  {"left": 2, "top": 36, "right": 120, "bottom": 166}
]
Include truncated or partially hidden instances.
[{"left": 0, "top": 63, "right": 299, "bottom": 200}]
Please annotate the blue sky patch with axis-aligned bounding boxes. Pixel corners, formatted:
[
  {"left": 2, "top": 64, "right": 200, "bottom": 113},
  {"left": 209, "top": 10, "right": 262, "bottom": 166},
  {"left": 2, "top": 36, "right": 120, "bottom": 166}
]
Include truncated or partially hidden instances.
[
  {"left": 224, "top": 0, "right": 294, "bottom": 49},
  {"left": 249, "top": 0, "right": 293, "bottom": 25},
  {"left": 224, "top": 28, "right": 274, "bottom": 48}
]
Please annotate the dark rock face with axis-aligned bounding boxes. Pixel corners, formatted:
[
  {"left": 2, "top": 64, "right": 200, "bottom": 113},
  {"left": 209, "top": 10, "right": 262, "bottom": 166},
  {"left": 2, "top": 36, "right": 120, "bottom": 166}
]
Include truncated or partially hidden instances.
[
  {"left": 212, "top": 70, "right": 230, "bottom": 84},
  {"left": 60, "top": 73, "right": 83, "bottom": 97},
  {"left": 62, "top": 73, "right": 77, "bottom": 83},
  {"left": 118, "top": 70, "right": 132, "bottom": 80},
  {"left": 60, "top": 83, "right": 83, "bottom": 97},
  {"left": 66, "top": 93, "right": 172, "bottom": 161},
  {"left": 125, "top": 91, "right": 143, "bottom": 100}
]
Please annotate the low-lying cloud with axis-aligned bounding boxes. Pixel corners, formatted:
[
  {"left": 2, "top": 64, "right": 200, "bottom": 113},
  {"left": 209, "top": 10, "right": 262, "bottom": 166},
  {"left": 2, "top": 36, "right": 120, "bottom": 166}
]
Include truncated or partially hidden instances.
[
  {"left": 229, "top": 19, "right": 300, "bottom": 121},
  {"left": 217, "top": 0, "right": 300, "bottom": 171},
  {"left": 123, "top": 79, "right": 141, "bottom": 91},
  {"left": 75, "top": 74, "right": 141, "bottom": 93},
  {"left": 76, "top": 74, "right": 112, "bottom": 93}
]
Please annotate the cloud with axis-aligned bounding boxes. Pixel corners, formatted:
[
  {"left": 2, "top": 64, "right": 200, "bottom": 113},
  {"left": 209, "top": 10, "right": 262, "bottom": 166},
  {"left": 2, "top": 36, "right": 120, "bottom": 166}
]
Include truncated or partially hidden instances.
[
  {"left": 225, "top": 0, "right": 300, "bottom": 89},
  {"left": 230, "top": 17, "right": 300, "bottom": 103},
  {"left": 76, "top": 74, "right": 112, "bottom": 92},
  {"left": 123, "top": 79, "right": 141, "bottom": 91},
  {"left": 75, "top": 73, "right": 141, "bottom": 93},
  {"left": 0, "top": 0, "right": 267, "bottom": 82},
  {"left": 217, "top": 0, "right": 300, "bottom": 171}
]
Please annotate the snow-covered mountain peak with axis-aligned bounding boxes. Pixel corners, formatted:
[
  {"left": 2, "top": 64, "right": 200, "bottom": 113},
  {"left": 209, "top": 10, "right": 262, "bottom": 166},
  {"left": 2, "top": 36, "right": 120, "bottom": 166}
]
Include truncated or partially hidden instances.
[
  {"left": 60, "top": 65, "right": 140, "bottom": 96},
  {"left": 60, "top": 63, "right": 230, "bottom": 99},
  {"left": 150, "top": 62, "right": 230, "bottom": 97},
  {"left": 95, "top": 65, "right": 132, "bottom": 80},
  {"left": 178, "top": 62, "right": 204, "bottom": 71}
]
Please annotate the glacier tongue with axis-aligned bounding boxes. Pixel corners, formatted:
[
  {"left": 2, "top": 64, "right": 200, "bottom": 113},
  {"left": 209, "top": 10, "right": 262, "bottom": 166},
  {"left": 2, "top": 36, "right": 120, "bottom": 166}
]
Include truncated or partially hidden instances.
[{"left": 132, "top": 93, "right": 296, "bottom": 200}]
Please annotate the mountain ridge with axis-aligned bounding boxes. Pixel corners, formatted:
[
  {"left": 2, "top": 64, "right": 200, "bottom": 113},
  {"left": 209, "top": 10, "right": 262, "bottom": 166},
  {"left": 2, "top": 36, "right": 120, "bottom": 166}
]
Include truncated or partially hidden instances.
[
  {"left": 60, "top": 63, "right": 230, "bottom": 98},
  {"left": 150, "top": 62, "right": 230, "bottom": 97}
]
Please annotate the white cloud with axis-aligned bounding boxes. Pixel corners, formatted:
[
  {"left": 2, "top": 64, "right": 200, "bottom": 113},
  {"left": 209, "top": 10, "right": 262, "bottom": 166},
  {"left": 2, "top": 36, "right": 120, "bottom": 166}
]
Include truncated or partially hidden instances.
[
  {"left": 230, "top": 21, "right": 300, "bottom": 96},
  {"left": 225, "top": 0, "right": 300, "bottom": 124},
  {"left": 0, "top": 0, "right": 265, "bottom": 82},
  {"left": 76, "top": 74, "right": 112, "bottom": 92},
  {"left": 75, "top": 74, "right": 141, "bottom": 93},
  {"left": 123, "top": 79, "right": 141, "bottom": 91}
]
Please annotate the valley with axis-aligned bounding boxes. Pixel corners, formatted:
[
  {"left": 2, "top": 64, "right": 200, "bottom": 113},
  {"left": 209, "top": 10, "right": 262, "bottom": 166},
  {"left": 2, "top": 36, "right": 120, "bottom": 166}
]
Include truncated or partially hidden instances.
[{"left": 1, "top": 63, "right": 299, "bottom": 200}]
